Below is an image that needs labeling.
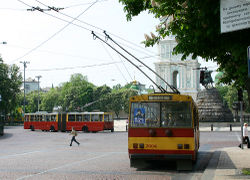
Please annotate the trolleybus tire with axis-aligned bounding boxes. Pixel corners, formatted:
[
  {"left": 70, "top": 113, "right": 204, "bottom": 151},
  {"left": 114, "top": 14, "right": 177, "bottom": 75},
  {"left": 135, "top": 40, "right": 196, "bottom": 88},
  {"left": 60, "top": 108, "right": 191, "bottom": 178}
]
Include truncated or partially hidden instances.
[
  {"left": 82, "top": 126, "right": 88, "bottom": 133},
  {"left": 30, "top": 125, "right": 34, "bottom": 131},
  {"left": 111, "top": 128, "right": 114, "bottom": 132},
  {"left": 50, "top": 126, "right": 55, "bottom": 132}
]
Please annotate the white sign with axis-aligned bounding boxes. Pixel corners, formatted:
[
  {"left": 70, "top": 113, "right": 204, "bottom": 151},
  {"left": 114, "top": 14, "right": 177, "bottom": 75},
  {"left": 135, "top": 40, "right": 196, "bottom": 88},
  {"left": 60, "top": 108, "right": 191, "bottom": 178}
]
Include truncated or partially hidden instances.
[{"left": 220, "top": 0, "right": 250, "bottom": 33}]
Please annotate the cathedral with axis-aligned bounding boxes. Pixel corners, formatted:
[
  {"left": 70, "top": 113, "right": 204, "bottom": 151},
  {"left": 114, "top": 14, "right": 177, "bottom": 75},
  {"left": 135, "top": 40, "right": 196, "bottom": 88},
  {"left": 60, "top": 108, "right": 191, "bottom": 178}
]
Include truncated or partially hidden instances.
[{"left": 155, "top": 35, "right": 200, "bottom": 101}]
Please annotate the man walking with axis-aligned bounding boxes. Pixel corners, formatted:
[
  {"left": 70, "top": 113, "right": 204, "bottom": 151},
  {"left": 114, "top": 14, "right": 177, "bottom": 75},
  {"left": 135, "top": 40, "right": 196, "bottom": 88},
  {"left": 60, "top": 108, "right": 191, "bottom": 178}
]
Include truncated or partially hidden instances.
[
  {"left": 70, "top": 127, "right": 80, "bottom": 146},
  {"left": 239, "top": 123, "right": 250, "bottom": 148}
]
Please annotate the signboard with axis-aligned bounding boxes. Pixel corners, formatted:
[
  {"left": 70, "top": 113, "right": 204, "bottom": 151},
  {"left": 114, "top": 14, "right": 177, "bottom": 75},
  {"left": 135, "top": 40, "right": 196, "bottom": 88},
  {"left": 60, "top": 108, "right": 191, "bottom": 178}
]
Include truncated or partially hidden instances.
[
  {"left": 248, "top": 46, "right": 250, "bottom": 78},
  {"left": 220, "top": 0, "right": 250, "bottom": 33},
  {"left": 133, "top": 108, "right": 145, "bottom": 124}
]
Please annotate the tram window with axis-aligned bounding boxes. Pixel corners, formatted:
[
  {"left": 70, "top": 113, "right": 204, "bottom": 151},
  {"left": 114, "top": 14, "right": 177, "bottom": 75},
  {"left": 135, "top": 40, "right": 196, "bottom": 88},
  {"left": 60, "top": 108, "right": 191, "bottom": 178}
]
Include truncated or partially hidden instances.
[
  {"left": 83, "top": 114, "right": 90, "bottom": 122},
  {"left": 130, "top": 102, "right": 160, "bottom": 128},
  {"left": 92, "top": 114, "right": 99, "bottom": 122},
  {"left": 104, "top": 115, "right": 109, "bottom": 122},
  {"left": 68, "top": 115, "right": 75, "bottom": 122},
  {"left": 161, "top": 102, "right": 192, "bottom": 128},
  {"left": 35, "top": 115, "right": 39, "bottom": 122},
  {"left": 30, "top": 115, "right": 34, "bottom": 121},
  {"left": 76, "top": 115, "right": 82, "bottom": 122},
  {"left": 38, "top": 115, "right": 43, "bottom": 121},
  {"left": 51, "top": 115, "right": 56, "bottom": 122}
]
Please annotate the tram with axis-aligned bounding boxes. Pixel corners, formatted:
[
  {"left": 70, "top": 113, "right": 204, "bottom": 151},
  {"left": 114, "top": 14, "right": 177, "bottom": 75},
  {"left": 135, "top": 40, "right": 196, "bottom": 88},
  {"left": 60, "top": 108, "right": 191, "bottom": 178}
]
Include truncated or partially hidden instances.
[
  {"left": 128, "top": 93, "right": 199, "bottom": 170},
  {"left": 24, "top": 111, "right": 114, "bottom": 132}
]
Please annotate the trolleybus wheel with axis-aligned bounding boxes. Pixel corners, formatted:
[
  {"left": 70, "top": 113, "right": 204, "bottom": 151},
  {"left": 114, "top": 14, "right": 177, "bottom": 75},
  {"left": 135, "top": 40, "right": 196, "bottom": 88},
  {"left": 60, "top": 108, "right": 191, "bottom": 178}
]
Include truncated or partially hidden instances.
[
  {"left": 111, "top": 128, "right": 114, "bottom": 132},
  {"left": 82, "top": 126, "right": 88, "bottom": 133},
  {"left": 30, "top": 125, "right": 34, "bottom": 131},
  {"left": 50, "top": 126, "right": 55, "bottom": 132}
]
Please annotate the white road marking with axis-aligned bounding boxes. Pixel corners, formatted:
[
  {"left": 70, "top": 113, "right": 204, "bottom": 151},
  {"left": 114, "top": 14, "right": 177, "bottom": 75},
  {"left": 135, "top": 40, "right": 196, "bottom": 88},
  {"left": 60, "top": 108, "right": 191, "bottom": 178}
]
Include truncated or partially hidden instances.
[{"left": 16, "top": 153, "right": 114, "bottom": 180}]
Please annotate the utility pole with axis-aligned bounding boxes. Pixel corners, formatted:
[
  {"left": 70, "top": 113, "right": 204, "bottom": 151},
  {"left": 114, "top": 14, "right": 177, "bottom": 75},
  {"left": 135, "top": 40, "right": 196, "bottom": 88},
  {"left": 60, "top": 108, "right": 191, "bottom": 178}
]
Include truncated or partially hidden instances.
[
  {"left": 35, "top": 75, "right": 42, "bottom": 112},
  {"left": 20, "top": 61, "right": 29, "bottom": 116}
]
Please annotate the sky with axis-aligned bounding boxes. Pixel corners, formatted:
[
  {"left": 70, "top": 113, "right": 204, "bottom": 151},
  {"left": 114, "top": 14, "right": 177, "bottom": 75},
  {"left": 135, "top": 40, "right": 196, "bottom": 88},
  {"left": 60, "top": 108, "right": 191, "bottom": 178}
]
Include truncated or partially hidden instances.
[{"left": 0, "top": 0, "right": 218, "bottom": 89}]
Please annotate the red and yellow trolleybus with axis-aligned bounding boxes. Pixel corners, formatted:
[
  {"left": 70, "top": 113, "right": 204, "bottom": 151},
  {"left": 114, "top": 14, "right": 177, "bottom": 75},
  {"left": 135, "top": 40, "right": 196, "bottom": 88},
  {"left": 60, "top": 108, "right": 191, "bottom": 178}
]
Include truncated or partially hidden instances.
[
  {"left": 128, "top": 93, "right": 199, "bottom": 170},
  {"left": 66, "top": 112, "right": 114, "bottom": 132},
  {"left": 24, "top": 111, "right": 114, "bottom": 133}
]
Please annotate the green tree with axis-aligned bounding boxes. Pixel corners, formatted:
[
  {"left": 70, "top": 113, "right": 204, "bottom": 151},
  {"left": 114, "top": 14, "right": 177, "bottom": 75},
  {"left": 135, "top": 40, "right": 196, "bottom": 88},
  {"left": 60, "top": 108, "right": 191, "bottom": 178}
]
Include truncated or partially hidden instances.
[
  {"left": 119, "top": 0, "right": 250, "bottom": 105},
  {"left": 0, "top": 58, "right": 22, "bottom": 118},
  {"left": 40, "top": 88, "right": 60, "bottom": 112},
  {"left": 58, "top": 74, "right": 95, "bottom": 111}
]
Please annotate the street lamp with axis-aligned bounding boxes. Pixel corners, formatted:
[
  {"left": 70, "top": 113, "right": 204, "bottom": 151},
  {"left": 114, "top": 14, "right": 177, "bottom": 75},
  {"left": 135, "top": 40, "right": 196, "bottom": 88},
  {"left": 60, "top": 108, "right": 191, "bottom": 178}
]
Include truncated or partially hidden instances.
[
  {"left": 35, "top": 75, "right": 42, "bottom": 112},
  {"left": 20, "top": 61, "right": 29, "bottom": 115}
]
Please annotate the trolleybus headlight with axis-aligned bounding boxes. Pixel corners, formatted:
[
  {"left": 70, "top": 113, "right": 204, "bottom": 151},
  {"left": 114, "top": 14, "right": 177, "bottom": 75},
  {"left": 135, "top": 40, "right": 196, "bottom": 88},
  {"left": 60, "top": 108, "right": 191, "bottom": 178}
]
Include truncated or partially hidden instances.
[
  {"left": 133, "top": 143, "right": 138, "bottom": 149},
  {"left": 177, "top": 144, "right": 183, "bottom": 149},
  {"left": 149, "top": 129, "right": 156, "bottom": 137},
  {"left": 139, "top": 143, "right": 144, "bottom": 149},
  {"left": 184, "top": 144, "right": 190, "bottom": 149},
  {"left": 165, "top": 129, "right": 173, "bottom": 137}
]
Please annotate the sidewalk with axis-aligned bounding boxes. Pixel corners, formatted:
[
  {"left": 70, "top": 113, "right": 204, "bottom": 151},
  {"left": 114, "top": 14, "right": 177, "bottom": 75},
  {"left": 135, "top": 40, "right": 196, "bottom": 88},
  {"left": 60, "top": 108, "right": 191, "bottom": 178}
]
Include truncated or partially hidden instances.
[{"left": 205, "top": 146, "right": 250, "bottom": 179}]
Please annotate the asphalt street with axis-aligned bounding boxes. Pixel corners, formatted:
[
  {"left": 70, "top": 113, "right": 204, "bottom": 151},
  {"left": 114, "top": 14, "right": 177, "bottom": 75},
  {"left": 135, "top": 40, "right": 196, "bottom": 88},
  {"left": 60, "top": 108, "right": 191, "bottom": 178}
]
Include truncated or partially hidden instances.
[{"left": 0, "top": 126, "right": 243, "bottom": 180}]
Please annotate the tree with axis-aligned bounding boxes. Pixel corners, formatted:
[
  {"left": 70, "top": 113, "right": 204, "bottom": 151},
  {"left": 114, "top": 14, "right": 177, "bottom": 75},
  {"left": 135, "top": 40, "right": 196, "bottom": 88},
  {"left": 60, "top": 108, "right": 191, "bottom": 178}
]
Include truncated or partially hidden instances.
[
  {"left": 118, "top": 0, "right": 250, "bottom": 105},
  {"left": 0, "top": 58, "right": 22, "bottom": 118}
]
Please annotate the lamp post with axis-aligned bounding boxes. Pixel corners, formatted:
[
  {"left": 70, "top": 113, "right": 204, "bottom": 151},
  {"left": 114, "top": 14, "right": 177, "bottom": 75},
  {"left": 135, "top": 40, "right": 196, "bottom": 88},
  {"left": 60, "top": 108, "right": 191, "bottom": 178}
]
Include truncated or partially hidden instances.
[
  {"left": 35, "top": 75, "right": 42, "bottom": 112},
  {"left": 20, "top": 61, "right": 29, "bottom": 115}
]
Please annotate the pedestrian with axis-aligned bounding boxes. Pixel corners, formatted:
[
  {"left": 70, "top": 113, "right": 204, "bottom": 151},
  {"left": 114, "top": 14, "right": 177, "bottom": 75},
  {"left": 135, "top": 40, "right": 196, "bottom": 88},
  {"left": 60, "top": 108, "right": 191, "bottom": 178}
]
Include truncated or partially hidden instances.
[
  {"left": 238, "top": 123, "right": 250, "bottom": 148},
  {"left": 69, "top": 127, "right": 80, "bottom": 146}
]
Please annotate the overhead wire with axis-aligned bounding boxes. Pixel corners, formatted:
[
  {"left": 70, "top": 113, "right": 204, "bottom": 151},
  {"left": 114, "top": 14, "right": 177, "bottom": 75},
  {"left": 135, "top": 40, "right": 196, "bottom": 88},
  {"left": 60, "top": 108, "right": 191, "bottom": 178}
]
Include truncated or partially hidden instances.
[
  {"left": 34, "top": 0, "right": 158, "bottom": 57},
  {"left": 26, "top": 61, "right": 121, "bottom": 72},
  {"left": 99, "top": 41, "right": 129, "bottom": 83},
  {"left": 13, "top": 0, "right": 98, "bottom": 63}
]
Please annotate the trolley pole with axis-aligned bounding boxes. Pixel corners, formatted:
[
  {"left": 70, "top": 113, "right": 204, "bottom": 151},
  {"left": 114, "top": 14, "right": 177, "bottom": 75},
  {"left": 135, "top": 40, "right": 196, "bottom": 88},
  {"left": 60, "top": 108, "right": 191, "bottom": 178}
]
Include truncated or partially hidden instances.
[
  {"left": 20, "top": 61, "right": 29, "bottom": 116},
  {"left": 35, "top": 75, "right": 42, "bottom": 112}
]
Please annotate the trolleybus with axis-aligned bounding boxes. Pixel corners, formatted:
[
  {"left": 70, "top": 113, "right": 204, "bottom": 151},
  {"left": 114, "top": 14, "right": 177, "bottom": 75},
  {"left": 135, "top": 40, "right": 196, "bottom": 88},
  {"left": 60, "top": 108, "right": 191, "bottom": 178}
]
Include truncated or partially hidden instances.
[
  {"left": 24, "top": 111, "right": 114, "bottom": 132},
  {"left": 128, "top": 93, "right": 199, "bottom": 170}
]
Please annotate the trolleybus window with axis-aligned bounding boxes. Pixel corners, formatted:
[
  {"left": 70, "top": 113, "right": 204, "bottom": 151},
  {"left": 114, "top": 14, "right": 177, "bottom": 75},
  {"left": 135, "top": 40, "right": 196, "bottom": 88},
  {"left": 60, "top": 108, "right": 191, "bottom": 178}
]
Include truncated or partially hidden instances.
[
  {"left": 104, "top": 114, "right": 109, "bottom": 122},
  {"left": 76, "top": 115, "right": 82, "bottom": 121},
  {"left": 91, "top": 114, "right": 100, "bottom": 122},
  {"left": 51, "top": 115, "right": 57, "bottom": 122},
  {"left": 68, "top": 115, "right": 75, "bottom": 122},
  {"left": 83, "top": 114, "right": 90, "bottom": 121},
  {"left": 130, "top": 102, "right": 192, "bottom": 128}
]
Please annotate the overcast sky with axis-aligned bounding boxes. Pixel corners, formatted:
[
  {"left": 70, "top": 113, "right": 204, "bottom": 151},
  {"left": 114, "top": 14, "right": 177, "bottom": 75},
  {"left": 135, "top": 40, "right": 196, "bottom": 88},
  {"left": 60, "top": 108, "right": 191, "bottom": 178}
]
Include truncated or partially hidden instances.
[{"left": 0, "top": 0, "right": 217, "bottom": 88}]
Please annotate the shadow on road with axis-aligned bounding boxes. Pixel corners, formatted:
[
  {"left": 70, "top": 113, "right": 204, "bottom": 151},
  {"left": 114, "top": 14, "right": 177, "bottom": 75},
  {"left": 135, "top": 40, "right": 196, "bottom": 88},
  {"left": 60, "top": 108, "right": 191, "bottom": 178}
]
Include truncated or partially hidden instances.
[{"left": 0, "top": 133, "right": 13, "bottom": 140}]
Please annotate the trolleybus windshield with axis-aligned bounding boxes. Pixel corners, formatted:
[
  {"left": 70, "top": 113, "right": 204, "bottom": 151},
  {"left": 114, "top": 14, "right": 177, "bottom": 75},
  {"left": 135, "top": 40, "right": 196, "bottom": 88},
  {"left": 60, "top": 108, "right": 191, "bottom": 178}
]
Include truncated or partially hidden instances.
[{"left": 130, "top": 101, "right": 192, "bottom": 128}]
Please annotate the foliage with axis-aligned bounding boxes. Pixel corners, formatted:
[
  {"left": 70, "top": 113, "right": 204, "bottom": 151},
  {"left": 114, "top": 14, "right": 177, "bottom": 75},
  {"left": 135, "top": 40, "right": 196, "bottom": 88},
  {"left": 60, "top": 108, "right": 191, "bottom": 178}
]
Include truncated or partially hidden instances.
[
  {"left": 0, "top": 58, "right": 22, "bottom": 118},
  {"left": 216, "top": 85, "right": 250, "bottom": 113},
  {"left": 242, "top": 168, "right": 250, "bottom": 175},
  {"left": 118, "top": 0, "right": 250, "bottom": 106}
]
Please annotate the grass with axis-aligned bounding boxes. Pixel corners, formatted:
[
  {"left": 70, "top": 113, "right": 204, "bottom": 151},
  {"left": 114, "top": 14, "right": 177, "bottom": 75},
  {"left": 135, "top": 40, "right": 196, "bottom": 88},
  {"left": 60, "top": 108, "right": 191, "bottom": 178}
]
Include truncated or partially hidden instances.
[{"left": 242, "top": 169, "right": 250, "bottom": 175}]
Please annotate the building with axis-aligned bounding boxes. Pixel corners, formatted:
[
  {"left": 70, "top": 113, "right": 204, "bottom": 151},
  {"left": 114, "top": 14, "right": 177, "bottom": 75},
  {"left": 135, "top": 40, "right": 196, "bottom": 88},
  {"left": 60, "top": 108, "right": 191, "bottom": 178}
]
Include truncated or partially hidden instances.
[
  {"left": 155, "top": 35, "right": 201, "bottom": 101},
  {"left": 21, "top": 77, "right": 39, "bottom": 94}
]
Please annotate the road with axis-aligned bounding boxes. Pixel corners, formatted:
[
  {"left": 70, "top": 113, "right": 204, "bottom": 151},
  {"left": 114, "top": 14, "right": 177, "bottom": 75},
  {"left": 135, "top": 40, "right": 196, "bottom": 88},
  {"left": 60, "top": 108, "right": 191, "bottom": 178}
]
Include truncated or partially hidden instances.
[{"left": 0, "top": 127, "right": 241, "bottom": 180}]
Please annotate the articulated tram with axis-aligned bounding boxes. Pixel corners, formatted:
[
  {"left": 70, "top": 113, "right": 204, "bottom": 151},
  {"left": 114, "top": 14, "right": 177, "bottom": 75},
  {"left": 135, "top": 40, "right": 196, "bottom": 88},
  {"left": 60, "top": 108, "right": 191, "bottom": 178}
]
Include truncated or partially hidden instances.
[
  {"left": 128, "top": 93, "right": 199, "bottom": 170},
  {"left": 24, "top": 111, "right": 114, "bottom": 132}
]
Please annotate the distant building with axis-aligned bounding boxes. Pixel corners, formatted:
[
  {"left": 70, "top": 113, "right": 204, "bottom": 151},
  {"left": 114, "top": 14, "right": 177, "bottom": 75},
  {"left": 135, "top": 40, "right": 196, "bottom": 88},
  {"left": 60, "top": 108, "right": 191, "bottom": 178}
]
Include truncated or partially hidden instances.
[
  {"left": 21, "top": 77, "right": 39, "bottom": 94},
  {"left": 130, "top": 80, "right": 148, "bottom": 95},
  {"left": 155, "top": 35, "right": 200, "bottom": 101}
]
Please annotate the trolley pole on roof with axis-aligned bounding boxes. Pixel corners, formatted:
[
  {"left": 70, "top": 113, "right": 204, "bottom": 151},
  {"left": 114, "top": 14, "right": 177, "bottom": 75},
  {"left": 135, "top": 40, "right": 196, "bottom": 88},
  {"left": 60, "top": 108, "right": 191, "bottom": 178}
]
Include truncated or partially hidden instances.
[
  {"left": 20, "top": 61, "right": 29, "bottom": 116},
  {"left": 36, "top": 75, "right": 42, "bottom": 112}
]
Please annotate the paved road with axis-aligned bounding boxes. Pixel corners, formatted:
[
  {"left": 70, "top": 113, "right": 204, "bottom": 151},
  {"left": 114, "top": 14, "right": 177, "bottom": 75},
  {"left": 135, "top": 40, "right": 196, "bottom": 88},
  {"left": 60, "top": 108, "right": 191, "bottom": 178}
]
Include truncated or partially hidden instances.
[{"left": 0, "top": 127, "right": 242, "bottom": 180}]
